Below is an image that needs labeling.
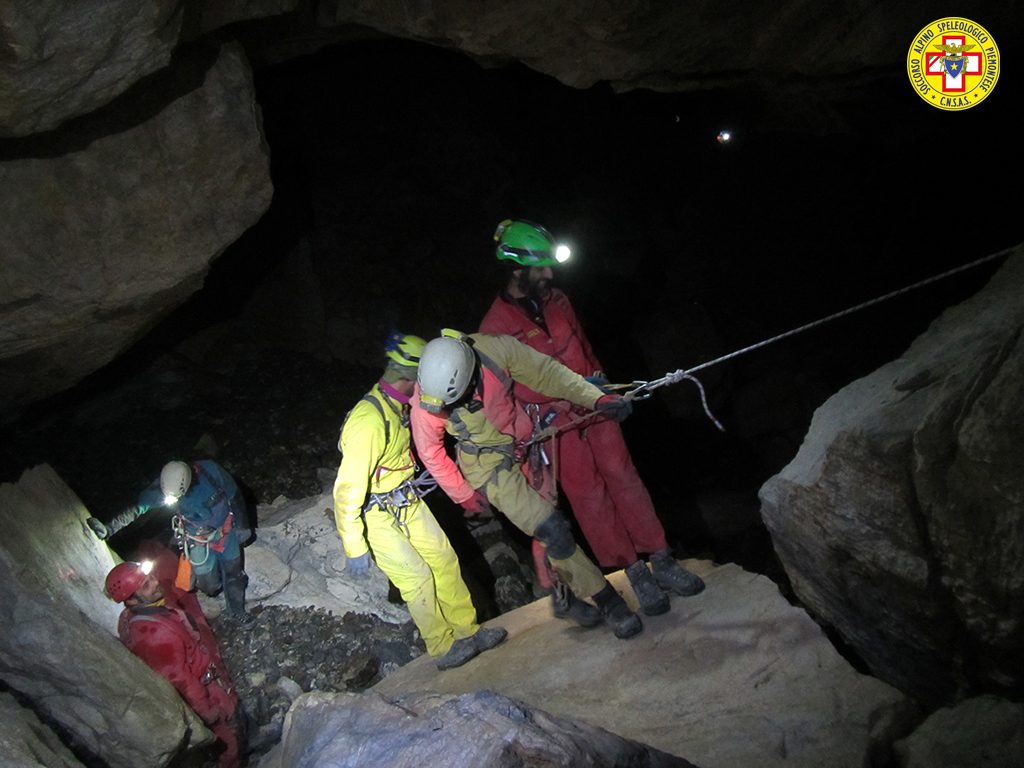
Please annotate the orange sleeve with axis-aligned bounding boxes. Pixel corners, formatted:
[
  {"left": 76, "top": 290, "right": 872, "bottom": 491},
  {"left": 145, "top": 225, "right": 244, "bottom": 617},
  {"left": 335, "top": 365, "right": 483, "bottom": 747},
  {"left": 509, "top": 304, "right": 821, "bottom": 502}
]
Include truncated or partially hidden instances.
[{"left": 409, "top": 388, "right": 476, "bottom": 504}]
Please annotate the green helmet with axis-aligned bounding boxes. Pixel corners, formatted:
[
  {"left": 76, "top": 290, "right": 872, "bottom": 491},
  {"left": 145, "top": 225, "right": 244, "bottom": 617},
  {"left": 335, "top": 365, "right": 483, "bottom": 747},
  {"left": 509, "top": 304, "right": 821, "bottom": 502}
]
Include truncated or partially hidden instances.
[{"left": 493, "top": 219, "right": 571, "bottom": 267}]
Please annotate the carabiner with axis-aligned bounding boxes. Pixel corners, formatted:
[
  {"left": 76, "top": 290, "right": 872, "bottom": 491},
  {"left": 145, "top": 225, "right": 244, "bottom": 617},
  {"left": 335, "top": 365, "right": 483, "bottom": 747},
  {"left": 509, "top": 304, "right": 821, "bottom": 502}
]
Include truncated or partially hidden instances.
[{"left": 623, "top": 381, "right": 654, "bottom": 401}]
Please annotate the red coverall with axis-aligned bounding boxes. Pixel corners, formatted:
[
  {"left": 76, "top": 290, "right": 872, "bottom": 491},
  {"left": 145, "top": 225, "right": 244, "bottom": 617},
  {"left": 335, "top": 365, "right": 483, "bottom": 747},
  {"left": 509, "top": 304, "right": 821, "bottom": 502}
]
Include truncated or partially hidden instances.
[
  {"left": 118, "top": 585, "right": 241, "bottom": 768},
  {"left": 480, "top": 288, "right": 669, "bottom": 568}
]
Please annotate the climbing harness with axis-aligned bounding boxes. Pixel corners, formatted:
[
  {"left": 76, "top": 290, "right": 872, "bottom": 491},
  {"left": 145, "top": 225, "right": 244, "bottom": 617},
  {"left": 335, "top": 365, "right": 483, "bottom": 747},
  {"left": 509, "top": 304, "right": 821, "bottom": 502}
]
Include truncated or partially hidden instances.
[
  {"left": 172, "top": 513, "right": 229, "bottom": 568},
  {"left": 365, "top": 471, "right": 439, "bottom": 527},
  {"left": 526, "top": 246, "right": 1014, "bottom": 444}
]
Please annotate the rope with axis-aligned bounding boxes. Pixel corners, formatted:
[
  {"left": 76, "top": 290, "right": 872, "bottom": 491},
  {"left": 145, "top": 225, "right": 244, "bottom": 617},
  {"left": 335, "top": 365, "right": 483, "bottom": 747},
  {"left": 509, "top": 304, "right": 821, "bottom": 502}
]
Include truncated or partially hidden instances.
[
  {"left": 620, "top": 246, "right": 1014, "bottom": 430},
  {"left": 520, "top": 246, "right": 1014, "bottom": 442}
]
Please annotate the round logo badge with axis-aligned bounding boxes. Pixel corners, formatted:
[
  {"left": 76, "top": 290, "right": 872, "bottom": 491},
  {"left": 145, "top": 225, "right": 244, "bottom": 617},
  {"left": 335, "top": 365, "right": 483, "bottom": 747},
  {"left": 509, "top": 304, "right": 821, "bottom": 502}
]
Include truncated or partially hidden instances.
[{"left": 906, "top": 17, "right": 999, "bottom": 110}]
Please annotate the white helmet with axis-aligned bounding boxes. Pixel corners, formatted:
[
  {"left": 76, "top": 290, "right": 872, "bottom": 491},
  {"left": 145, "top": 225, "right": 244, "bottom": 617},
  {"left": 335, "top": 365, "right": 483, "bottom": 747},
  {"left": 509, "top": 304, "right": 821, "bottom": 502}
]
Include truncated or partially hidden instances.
[
  {"left": 417, "top": 334, "right": 477, "bottom": 413},
  {"left": 160, "top": 461, "right": 192, "bottom": 503}
]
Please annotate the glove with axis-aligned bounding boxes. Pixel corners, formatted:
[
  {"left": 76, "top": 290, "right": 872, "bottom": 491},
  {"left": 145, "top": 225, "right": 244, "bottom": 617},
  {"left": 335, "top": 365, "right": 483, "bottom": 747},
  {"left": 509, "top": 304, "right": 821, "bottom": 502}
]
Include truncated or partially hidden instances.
[
  {"left": 106, "top": 504, "right": 144, "bottom": 537},
  {"left": 595, "top": 394, "right": 632, "bottom": 422},
  {"left": 584, "top": 373, "right": 611, "bottom": 392},
  {"left": 460, "top": 490, "right": 492, "bottom": 519},
  {"left": 347, "top": 552, "right": 371, "bottom": 579},
  {"left": 86, "top": 517, "right": 109, "bottom": 540}
]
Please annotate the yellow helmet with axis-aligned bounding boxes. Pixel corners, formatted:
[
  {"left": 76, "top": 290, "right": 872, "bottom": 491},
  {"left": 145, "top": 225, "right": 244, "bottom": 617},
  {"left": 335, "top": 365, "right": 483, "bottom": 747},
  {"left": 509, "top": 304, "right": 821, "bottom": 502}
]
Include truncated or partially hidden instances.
[{"left": 385, "top": 332, "right": 426, "bottom": 368}]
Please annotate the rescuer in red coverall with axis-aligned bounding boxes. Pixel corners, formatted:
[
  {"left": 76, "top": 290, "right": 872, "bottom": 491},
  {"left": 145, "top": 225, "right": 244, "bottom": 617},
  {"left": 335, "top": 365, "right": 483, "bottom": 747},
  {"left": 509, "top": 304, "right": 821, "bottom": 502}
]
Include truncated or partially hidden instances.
[
  {"left": 479, "top": 219, "right": 706, "bottom": 616},
  {"left": 105, "top": 558, "right": 243, "bottom": 767}
]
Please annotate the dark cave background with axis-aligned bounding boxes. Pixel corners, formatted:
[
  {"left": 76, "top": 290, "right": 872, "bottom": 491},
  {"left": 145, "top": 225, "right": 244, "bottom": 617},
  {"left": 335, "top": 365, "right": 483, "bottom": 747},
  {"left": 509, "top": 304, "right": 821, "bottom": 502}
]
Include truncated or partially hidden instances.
[{"left": 1, "top": 36, "right": 1020, "bottom": 585}]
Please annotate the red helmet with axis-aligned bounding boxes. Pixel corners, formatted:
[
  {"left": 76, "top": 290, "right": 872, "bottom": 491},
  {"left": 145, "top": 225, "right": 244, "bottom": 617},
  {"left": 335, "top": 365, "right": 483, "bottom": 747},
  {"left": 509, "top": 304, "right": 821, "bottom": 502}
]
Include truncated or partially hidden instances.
[{"left": 104, "top": 561, "right": 152, "bottom": 602}]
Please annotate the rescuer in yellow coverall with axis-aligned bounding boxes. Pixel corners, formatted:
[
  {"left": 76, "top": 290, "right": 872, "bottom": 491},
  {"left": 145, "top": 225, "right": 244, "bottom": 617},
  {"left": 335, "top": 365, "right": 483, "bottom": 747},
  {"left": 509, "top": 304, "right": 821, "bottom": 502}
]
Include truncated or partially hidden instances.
[{"left": 332, "top": 332, "right": 506, "bottom": 670}]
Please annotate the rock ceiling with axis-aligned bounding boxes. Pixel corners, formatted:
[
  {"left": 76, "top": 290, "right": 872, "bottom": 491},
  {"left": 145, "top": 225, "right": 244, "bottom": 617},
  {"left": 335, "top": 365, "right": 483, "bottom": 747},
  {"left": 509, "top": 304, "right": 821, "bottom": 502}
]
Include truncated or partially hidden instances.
[{"left": 0, "top": 1, "right": 1019, "bottom": 415}]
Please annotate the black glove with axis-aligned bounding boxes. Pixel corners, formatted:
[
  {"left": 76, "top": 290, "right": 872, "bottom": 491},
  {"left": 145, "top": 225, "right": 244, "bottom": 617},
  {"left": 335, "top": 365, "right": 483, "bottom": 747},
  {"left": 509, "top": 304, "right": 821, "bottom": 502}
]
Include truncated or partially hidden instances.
[
  {"left": 105, "top": 505, "right": 144, "bottom": 537},
  {"left": 595, "top": 394, "right": 632, "bottom": 422},
  {"left": 86, "top": 517, "right": 109, "bottom": 540}
]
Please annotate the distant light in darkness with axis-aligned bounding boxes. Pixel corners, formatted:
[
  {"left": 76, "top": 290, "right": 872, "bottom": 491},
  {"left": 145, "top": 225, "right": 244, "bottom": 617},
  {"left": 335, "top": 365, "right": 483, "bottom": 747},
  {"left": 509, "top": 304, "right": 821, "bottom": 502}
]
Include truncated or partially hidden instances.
[{"left": 716, "top": 130, "right": 732, "bottom": 144}]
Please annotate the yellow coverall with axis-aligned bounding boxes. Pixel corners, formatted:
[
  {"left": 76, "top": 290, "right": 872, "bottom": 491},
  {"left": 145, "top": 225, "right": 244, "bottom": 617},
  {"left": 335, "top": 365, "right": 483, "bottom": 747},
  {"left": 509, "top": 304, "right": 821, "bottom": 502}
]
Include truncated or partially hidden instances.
[{"left": 333, "top": 383, "right": 478, "bottom": 656}]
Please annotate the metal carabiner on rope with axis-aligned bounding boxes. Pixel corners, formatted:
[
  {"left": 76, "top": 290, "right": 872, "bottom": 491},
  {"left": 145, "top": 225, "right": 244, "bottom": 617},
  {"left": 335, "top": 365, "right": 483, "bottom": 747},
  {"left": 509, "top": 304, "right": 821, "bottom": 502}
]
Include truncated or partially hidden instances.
[{"left": 624, "top": 372, "right": 725, "bottom": 431}]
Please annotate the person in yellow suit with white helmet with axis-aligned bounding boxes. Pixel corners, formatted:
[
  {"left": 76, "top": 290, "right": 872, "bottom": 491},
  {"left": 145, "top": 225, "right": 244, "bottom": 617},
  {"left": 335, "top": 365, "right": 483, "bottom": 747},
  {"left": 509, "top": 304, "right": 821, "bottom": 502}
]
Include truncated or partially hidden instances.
[{"left": 332, "top": 331, "right": 506, "bottom": 670}]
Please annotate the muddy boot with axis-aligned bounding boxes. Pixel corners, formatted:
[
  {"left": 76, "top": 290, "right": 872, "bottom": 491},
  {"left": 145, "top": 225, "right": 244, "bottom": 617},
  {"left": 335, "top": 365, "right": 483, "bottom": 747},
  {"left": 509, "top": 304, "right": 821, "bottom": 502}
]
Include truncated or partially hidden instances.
[
  {"left": 650, "top": 549, "right": 705, "bottom": 596},
  {"left": 436, "top": 636, "right": 480, "bottom": 670},
  {"left": 592, "top": 583, "right": 643, "bottom": 639},
  {"left": 473, "top": 626, "right": 508, "bottom": 653},
  {"left": 551, "top": 581, "right": 601, "bottom": 628},
  {"left": 626, "top": 560, "right": 670, "bottom": 616},
  {"left": 222, "top": 557, "right": 249, "bottom": 615}
]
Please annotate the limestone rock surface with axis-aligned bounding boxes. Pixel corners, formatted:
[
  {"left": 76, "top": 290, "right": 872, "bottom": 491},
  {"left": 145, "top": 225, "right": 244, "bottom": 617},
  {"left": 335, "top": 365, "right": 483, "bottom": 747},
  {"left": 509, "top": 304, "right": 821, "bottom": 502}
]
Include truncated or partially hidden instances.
[
  {"left": 264, "top": 688, "right": 694, "bottom": 768},
  {"left": 0, "top": 43, "right": 272, "bottom": 414},
  {"left": 237, "top": 492, "right": 411, "bottom": 624},
  {"left": 0, "top": 465, "right": 212, "bottom": 768},
  {"left": 759, "top": 245, "right": 1024, "bottom": 703},
  {"left": 0, "top": 0, "right": 183, "bottom": 136},
  {"left": 374, "top": 561, "right": 911, "bottom": 768},
  {"left": 894, "top": 696, "right": 1024, "bottom": 768},
  {"left": 0, "top": 691, "right": 84, "bottom": 768},
  {"left": 313, "top": 1, "right": 1018, "bottom": 93}
]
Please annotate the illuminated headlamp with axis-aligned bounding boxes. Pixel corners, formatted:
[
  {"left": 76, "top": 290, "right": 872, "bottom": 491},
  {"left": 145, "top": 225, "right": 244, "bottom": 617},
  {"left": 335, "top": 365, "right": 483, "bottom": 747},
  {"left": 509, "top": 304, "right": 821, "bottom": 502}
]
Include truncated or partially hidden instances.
[
  {"left": 555, "top": 245, "right": 571, "bottom": 263},
  {"left": 140, "top": 560, "right": 154, "bottom": 575},
  {"left": 163, "top": 494, "right": 180, "bottom": 506}
]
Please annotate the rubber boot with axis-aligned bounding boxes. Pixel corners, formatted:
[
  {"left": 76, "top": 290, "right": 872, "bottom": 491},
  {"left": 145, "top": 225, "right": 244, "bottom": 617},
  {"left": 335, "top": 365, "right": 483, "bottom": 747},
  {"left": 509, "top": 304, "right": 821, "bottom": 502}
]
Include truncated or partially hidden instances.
[
  {"left": 625, "top": 560, "right": 670, "bottom": 616},
  {"left": 650, "top": 549, "right": 705, "bottom": 596},
  {"left": 473, "top": 626, "right": 508, "bottom": 653},
  {"left": 436, "top": 636, "right": 480, "bottom": 670},
  {"left": 592, "top": 583, "right": 643, "bottom": 639},
  {"left": 551, "top": 581, "right": 601, "bottom": 628},
  {"left": 222, "top": 558, "right": 249, "bottom": 616}
]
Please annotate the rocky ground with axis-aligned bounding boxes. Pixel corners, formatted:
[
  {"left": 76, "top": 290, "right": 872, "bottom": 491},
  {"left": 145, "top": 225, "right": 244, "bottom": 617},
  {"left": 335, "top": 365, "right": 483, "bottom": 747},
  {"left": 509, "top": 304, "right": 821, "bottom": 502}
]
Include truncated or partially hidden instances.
[
  {"left": 0, "top": 334, "right": 788, "bottom": 765},
  {"left": 211, "top": 606, "right": 423, "bottom": 758}
]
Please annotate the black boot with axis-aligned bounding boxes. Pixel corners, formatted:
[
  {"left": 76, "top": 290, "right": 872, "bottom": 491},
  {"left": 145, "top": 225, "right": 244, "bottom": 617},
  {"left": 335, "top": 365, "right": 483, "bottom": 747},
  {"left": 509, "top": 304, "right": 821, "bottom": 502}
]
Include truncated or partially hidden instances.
[
  {"left": 222, "top": 557, "right": 249, "bottom": 616},
  {"left": 551, "top": 581, "right": 602, "bottom": 627},
  {"left": 626, "top": 560, "right": 670, "bottom": 616},
  {"left": 592, "top": 583, "right": 643, "bottom": 639},
  {"left": 436, "top": 636, "right": 480, "bottom": 670},
  {"left": 473, "top": 626, "right": 508, "bottom": 653},
  {"left": 650, "top": 549, "right": 705, "bottom": 596}
]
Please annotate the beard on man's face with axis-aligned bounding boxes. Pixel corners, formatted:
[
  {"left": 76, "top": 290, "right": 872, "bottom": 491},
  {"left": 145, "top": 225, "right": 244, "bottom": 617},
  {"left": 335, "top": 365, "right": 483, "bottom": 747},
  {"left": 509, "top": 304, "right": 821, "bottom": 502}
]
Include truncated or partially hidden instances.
[{"left": 517, "top": 270, "right": 553, "bottom": 300}]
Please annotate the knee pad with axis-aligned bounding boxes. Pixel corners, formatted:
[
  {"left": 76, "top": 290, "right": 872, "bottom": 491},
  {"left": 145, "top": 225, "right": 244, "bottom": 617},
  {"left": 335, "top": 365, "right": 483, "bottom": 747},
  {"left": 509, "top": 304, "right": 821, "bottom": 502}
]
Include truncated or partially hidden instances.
[{"left": 534, "top": 512, "right": 576, "bottom": 560}]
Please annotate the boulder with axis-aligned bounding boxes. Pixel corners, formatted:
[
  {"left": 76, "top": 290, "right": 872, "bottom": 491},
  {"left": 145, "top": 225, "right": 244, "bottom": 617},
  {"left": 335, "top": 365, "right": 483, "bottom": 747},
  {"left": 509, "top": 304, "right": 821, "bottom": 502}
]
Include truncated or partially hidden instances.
[
  {"left": 238, "top": 493, "right": 411, "bottom": 624},
  {"left": 0, "top": 465, "right": 212, "bottom": 767},
  {"left": 264, "top": 688, "right": 694, "bottom": 768},
  {"left": 0, "top": 42, "right": 272, "bottom": 414},
  {"left": 0, "top": 1, "right": 182, "bottom": 136},
  {"left": 760, "top": 245, "right": 1024, "bottom": 703},
  {"left": 374, "top": 561, "right": 913, "bottom": 768},
  {"left": 894, "top": 695, "right": 1024, "bottom": 768},
  {"left": 0, "top": 691, "right": 84, "bottom": 768}
]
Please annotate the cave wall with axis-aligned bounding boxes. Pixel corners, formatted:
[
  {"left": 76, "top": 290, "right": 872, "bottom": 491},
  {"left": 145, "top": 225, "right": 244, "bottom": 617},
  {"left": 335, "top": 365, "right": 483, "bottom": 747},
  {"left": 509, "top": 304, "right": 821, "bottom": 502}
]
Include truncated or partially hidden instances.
[
  {"left": 0, "top": 42, "right": 272, "bottom": 413},
  {"left": 759, "top": 245, "right": 1024, "bottom": 704},
  {"left": 2, "top": 0, "right": 1021, "bottom": 418},
  {"left": 0, "top": 464, "right": 213, "bottom": 767}
]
